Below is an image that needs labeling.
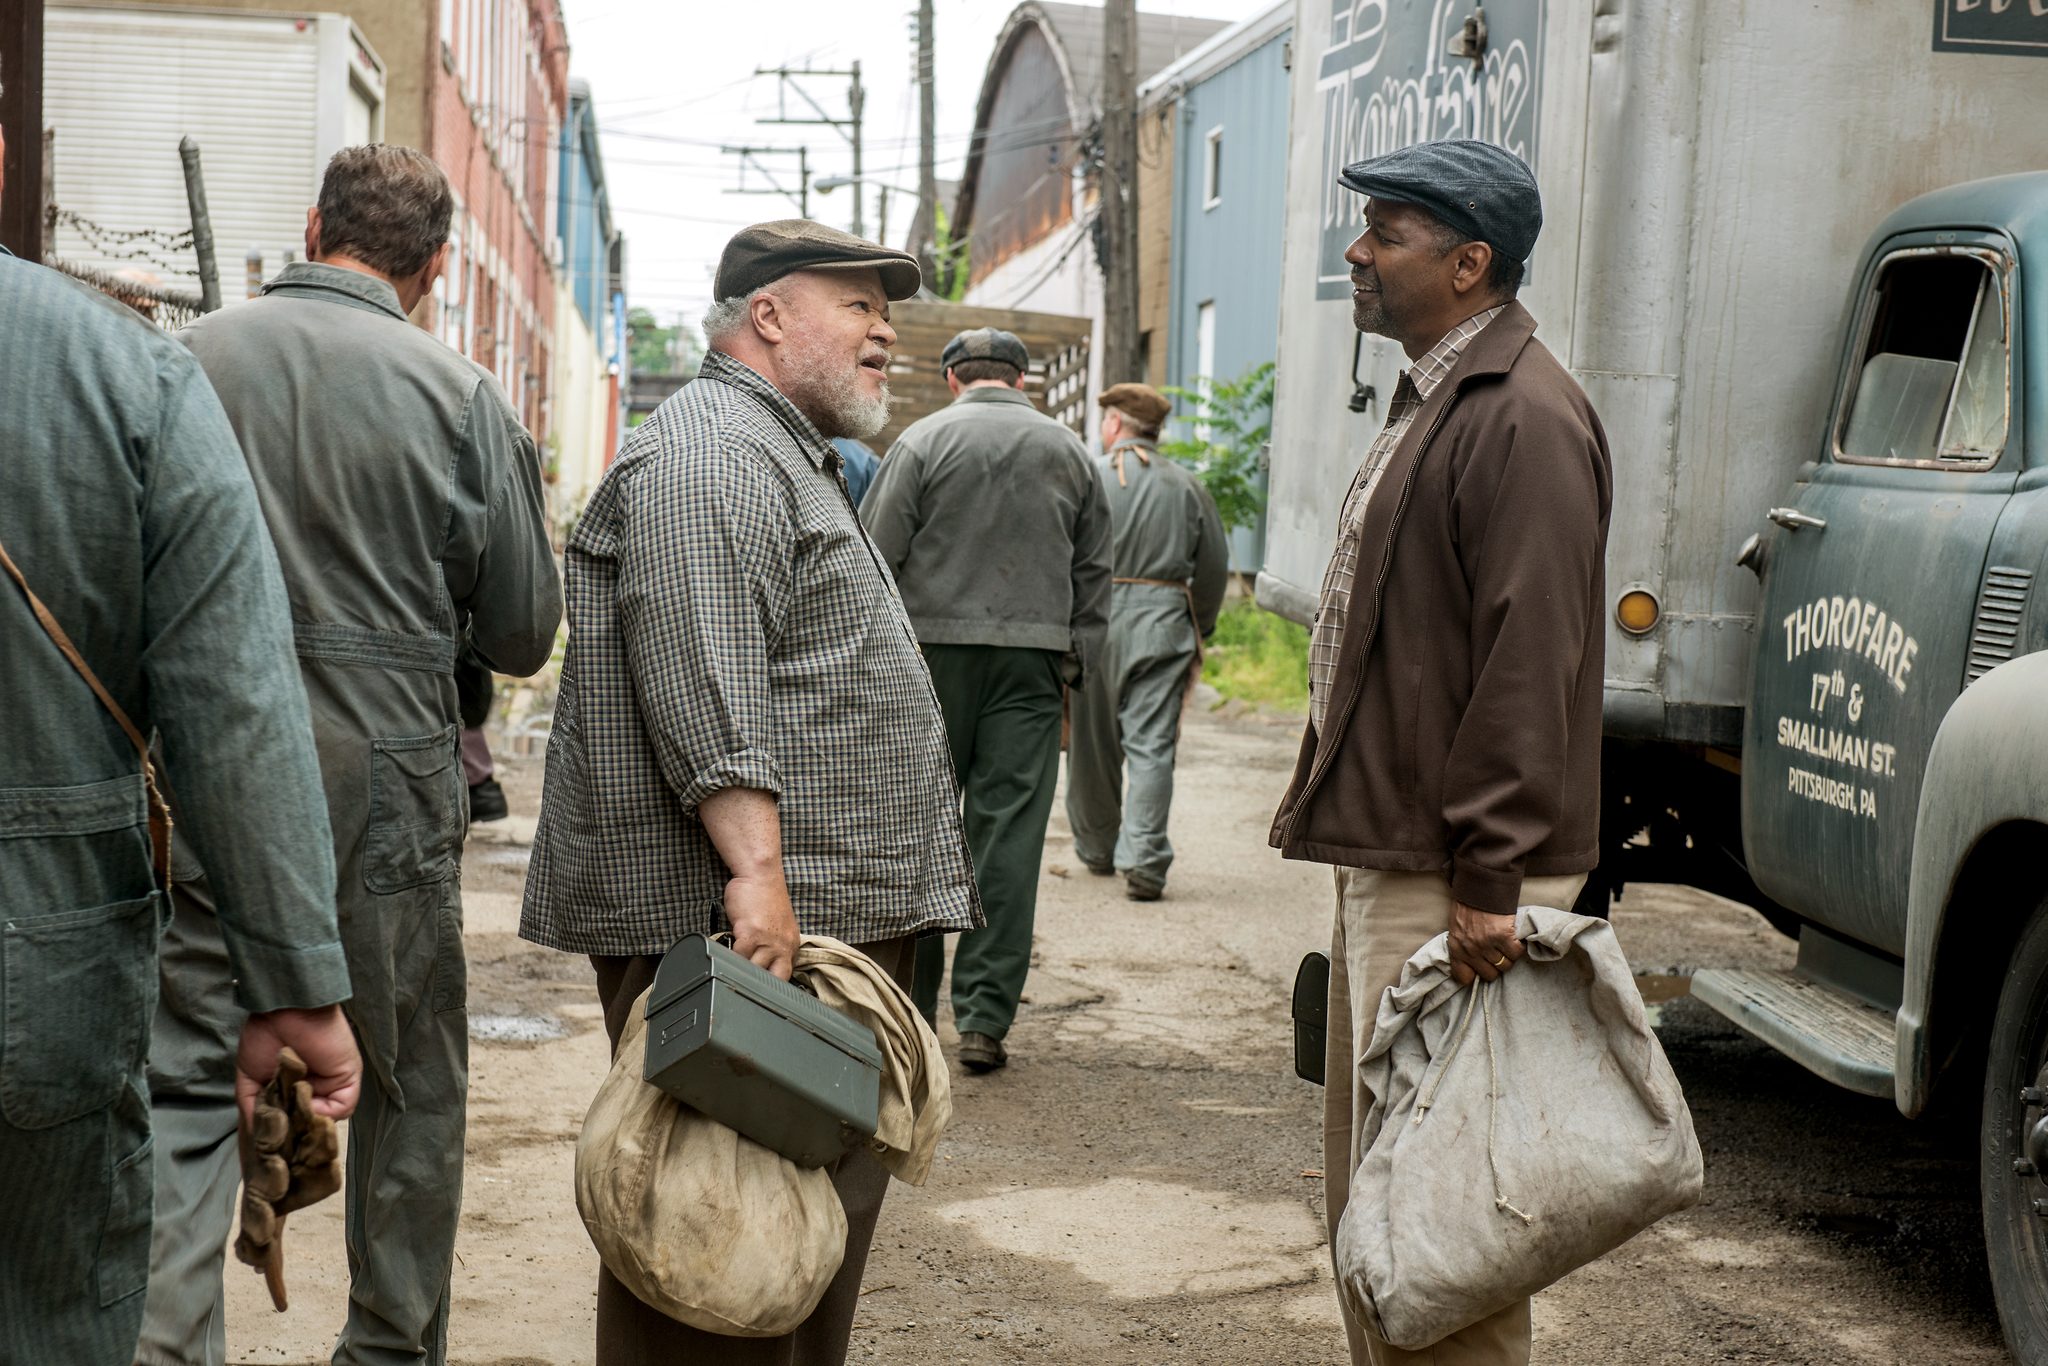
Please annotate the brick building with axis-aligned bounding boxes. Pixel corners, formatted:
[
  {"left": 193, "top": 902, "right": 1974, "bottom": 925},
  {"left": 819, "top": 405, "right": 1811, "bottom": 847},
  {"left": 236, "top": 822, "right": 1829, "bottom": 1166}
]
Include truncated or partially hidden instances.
[{"left": 424, "top": 0, "right": 569, "bottom": 446}]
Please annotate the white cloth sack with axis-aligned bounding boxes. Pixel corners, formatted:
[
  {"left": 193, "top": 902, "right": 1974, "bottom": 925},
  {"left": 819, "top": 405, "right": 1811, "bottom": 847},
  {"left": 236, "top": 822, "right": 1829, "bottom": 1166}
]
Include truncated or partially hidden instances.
[
  {"left": 1335, "top": 905, "right": 1703, "bottom": 1350},
  {"left": 791, "top": 935, "right": 952, "bottom": 1185},
  {"left": 574, "top": 935, "right": 950, "bottom": 1336}
]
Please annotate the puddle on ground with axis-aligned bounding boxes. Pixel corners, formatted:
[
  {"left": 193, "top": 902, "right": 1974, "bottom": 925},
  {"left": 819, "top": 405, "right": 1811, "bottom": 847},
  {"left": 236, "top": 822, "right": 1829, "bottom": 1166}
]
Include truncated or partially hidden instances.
[
  {"left": 1636, "top": 973, "right": 1692, "bottom": 1028},
  {"left": 468, "top": 1012, "right": 570, "bottom": 1043}
]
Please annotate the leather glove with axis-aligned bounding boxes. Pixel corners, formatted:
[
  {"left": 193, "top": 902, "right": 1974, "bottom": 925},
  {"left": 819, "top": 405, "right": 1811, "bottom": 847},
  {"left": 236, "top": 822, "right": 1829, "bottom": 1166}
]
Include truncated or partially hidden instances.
[{"left": 234, "top": 1046, "right": 343, "bottom": 1310}]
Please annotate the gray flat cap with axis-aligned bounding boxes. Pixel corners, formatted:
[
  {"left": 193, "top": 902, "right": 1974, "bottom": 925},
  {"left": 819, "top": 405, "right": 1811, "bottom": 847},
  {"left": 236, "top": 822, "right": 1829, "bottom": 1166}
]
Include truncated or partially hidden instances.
[
  {"left": 1337, "top": 139, "right": 1542, "bottom": 263},
  {"left": 714, "top": 219, "right": 921, "bottom": 302},
  {"left": 941, "top": 327, "right": 1029, "bottom": 372}
]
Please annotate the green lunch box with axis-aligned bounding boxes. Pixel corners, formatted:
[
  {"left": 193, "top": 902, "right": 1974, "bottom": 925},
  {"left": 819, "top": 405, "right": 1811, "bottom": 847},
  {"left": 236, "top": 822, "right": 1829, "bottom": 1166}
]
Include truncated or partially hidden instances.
[{"left": 641, "top": 934, "right": 883, "bottom": 1168}]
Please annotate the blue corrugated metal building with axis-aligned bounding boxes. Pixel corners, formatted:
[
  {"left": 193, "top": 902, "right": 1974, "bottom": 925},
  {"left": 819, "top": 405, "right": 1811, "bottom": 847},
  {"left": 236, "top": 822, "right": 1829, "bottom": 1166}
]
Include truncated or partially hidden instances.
[
  {"left": 1141, "top": 0, "right": 1292, "bottom": 573},
  {"left": 558, "top": 78, "right": 619, "bottom": 335}
]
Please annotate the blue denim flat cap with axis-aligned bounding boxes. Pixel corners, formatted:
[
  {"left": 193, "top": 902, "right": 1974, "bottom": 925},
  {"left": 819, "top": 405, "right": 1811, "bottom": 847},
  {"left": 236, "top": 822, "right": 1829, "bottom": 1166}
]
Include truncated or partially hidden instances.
[
  {"left": 941, "top": 327, "right": 1030, "bottom": 372},
  {"left": 1337, "top": 139, "right": 1542, "bottom": 262}
]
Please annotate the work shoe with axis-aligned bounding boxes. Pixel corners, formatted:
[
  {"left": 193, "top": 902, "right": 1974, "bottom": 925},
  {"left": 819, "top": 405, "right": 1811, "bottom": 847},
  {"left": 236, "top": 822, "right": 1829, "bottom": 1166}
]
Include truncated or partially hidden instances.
[
  {"left": 958, "top": 1032, "right": 1008, "bottom": 1073},
  {"left": 468, "top": 777, "right": 509, "bottom": 824},
  {"left": 1083, "top": 861, "right": 1115, "bottom": 877},
  {"left": 1125, "top": 878, "right": 1163, "bottom": 902}
]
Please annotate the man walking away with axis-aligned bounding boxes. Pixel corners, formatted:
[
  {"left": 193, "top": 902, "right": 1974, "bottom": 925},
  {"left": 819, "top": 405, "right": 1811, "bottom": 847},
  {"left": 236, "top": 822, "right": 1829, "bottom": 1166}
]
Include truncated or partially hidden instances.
[
  {"left": 522, "top": 220, "right": 981, "bottom": 1365},
  {"left": 1065, "top": 382, "right": 1229, "bottom": 902},
  {"left": 1268, "top": 140, "right": 1611, "bottom": 1366},
  {"left": 861, "top": 328, "right": 1111, "bottom": 1073},
  {"left": 0, "top": 122, "right": 360, "bottom": 1366},
  {"left": 169, "top": 145, "right": 562, "bottom": 1366}
]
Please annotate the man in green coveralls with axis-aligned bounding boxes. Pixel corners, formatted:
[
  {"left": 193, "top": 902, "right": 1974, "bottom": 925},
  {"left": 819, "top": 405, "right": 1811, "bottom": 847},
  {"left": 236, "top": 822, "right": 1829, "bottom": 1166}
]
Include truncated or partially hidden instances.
[
  {"left": 157, "top": 145, "right": 561, "bottom": 1366},
  {"left": 1064, "top": 383, "right": 1229, "bottom": 900},
  {"left": 0, "top": 121, "right": 360, "bottom": 1366},
  {"left": 861, "top": 328, "right": 1112, "bottom": 1072}
]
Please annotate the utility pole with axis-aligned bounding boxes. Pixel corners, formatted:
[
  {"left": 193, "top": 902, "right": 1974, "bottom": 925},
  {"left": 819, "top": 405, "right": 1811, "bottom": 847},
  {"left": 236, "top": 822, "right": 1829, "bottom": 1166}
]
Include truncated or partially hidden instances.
[
  {"left": 720, "top": 144, "right": 810, "bottom": 219},
  {"left": 1099, "top": 0, "right": 1141, "bottom": 388},
  {"left": 0, "top": 0, "right": 44, "bottom": 261},
  {"left": 914, "top": 0, "right": 937, "bottom": 283},
  {"left": 755, "top": 65, "right": 864, "bottom": 239}
]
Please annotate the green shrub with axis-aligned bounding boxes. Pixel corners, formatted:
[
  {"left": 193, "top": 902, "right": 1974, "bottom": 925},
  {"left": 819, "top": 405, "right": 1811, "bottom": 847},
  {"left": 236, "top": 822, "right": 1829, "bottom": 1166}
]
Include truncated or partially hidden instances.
[
  {"left": 1160, "top": 361, "right": 1274, "bottom": 533},
  {"left": 1201, "top": 597, "right": 1309, "bottom": 714}
]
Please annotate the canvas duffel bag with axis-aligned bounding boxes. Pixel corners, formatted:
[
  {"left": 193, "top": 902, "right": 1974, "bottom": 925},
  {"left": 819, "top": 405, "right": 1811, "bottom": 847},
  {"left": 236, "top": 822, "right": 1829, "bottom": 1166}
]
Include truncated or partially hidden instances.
[{"left": 1335, "top": 904, "right": 1704, "bottom": 1349}]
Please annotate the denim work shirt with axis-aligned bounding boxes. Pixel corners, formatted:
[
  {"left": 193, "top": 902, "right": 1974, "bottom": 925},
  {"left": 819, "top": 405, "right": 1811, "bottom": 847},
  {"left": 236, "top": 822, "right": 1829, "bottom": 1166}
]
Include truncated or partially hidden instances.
[
  {"left": 522, "top": 351, "right": 982, "bottom": 956},
  {"left": 179, "top": 262, "right": 560, "bottom": 1084},
  {"left": 0, "top": 253, "right": 350, "bottom": 1130}
]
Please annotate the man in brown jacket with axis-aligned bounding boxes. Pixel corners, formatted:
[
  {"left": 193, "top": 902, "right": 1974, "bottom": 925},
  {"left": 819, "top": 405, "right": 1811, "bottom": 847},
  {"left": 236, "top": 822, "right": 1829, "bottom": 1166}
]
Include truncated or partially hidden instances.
[{"left": 1269, "top": 140, "right": 1611, "bottom": 1365}]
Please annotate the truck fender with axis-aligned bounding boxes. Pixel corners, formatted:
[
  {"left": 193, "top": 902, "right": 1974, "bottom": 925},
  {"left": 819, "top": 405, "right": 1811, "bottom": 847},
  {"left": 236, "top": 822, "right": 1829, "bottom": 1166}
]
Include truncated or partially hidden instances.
[{"left": 1897, "top": 652, "right": 2048, "bottom": 1117}]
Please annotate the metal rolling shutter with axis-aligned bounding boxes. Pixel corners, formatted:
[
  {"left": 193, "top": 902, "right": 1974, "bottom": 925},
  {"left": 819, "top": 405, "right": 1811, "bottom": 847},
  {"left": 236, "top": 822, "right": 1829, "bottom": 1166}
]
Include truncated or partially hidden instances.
[{"left": 46, "top": 4, "right": 320, "bottom": 301}]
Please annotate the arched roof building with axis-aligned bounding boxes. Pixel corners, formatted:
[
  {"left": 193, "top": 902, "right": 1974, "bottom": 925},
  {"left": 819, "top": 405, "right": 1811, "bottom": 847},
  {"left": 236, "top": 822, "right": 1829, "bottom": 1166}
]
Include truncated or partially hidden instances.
[{"left": 953, "top": 3, "right": 1225, "bottom": 434}]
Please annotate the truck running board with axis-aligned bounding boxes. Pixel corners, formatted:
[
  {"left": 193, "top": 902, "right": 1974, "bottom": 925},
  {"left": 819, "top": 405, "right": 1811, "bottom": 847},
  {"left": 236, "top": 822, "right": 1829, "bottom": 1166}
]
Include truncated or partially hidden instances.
[{"left": 1690, "top": 968, "right": 1896, "bottom": 1098}]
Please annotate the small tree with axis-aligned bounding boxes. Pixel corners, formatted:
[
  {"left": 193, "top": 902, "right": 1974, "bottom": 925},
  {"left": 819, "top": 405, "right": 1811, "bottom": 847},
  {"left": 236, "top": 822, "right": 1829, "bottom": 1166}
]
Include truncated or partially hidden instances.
[{"left": 1160, "top": 361, "right": 1274, "bottom": 532}]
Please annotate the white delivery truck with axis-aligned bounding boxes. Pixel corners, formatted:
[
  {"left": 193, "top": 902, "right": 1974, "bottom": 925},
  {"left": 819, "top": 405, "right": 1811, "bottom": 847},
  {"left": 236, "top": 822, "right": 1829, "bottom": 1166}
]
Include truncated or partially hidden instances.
[
  {"left": 1260, "top": 0, "right": 2048, "bottom": 1352},
  {"left": 44, "top": 1, "right": 385, "bottom": 299}
]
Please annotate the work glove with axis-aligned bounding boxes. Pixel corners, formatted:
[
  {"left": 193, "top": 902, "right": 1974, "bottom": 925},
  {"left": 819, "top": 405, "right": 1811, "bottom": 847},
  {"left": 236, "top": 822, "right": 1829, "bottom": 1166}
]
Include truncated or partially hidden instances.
[{"left": 234, "top": 1047, "right": 343, "bottom": 1310}]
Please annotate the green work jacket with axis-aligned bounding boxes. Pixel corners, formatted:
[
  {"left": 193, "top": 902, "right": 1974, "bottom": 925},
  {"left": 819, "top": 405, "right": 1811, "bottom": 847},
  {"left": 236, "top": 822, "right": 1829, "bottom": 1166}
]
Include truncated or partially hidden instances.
[
  {"left": 863, "top": 385, "right": 1111, "bottom": 681},
  {"left": 0, "top": 252, "right": 349, "bottom": 1132}
]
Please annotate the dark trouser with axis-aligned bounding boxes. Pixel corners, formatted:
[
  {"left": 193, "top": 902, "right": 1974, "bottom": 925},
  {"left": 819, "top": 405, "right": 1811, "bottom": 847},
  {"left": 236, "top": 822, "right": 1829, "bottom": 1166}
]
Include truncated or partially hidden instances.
[
  {"left": 911, "top": 644, "right": 1063, "bottom": 1041},
  {"left": 589, "top": 936, "right": 913, "bottom": 1366},
  {"left": 137, "top": 876, "right": 246, "bottom": 1366}
]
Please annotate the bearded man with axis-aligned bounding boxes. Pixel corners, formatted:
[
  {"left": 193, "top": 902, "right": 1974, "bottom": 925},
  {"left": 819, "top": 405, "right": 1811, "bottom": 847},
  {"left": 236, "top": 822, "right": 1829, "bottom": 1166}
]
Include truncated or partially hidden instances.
[{"left": 522, "top": 221, "right": 981, "bottom": 1366}]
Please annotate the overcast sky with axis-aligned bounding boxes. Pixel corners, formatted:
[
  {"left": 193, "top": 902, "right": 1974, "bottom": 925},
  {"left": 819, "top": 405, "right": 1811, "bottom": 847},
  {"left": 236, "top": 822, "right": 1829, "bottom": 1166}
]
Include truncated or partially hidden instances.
[{"left": 563, "top": 0, "right": 1272, "bottom": 325}]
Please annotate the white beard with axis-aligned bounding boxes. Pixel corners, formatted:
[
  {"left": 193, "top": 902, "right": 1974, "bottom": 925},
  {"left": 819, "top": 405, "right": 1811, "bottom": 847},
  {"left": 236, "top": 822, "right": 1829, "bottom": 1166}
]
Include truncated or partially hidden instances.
[{"left": 780, "top": 328, "right": 891, "bottom": 440}]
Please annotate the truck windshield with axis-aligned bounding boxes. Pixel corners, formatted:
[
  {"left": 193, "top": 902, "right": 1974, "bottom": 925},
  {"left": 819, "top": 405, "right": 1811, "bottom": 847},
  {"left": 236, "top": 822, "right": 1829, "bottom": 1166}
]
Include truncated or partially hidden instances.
[{"left": 1839, "top": 253, "right": 2009, "bottom": 466}]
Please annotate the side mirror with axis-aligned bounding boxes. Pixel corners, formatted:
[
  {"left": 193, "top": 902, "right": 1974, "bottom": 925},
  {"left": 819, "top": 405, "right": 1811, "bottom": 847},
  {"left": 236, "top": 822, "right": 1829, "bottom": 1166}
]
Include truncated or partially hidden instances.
[{"left": 1737, "top": 531, "right": 1768, "bottom": 580}]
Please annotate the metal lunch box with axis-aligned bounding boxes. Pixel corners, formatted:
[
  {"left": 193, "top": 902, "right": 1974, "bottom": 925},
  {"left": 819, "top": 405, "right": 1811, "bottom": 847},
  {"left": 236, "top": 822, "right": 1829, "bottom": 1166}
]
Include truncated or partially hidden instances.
[{"left": 641, "top": 933, "right": 883, "bottom": 1168}]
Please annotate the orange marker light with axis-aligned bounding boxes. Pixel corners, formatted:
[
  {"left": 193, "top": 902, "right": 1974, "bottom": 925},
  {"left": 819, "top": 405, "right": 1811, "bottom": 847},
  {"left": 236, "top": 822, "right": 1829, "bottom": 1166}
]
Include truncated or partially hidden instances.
[{"left": 1616, "top": 590, "right": 1661, "bottom": 634}]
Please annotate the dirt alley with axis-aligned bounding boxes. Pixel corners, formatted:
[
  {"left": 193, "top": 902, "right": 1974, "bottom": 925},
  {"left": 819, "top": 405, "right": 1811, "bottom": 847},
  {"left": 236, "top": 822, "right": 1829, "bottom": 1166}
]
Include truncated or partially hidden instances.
[{"left": 217, "top": 703, "right": 2007, "bottom": 1365}]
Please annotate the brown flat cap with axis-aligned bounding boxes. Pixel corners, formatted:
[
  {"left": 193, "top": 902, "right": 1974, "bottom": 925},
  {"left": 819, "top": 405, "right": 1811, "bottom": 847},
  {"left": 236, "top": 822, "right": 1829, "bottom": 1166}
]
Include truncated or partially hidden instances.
[
  {"left": 1098, "top": 382, "right": 1171, "bottom": 427},
  {"left": 714, "top": 220, "right": 922, "bottom": 302}
]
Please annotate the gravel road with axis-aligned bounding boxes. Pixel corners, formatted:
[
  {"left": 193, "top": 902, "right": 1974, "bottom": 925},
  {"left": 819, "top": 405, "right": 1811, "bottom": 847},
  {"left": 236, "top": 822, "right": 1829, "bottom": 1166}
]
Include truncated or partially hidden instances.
[{"left": 214, "top": 705, "right": 2008, "bottom": 1365}]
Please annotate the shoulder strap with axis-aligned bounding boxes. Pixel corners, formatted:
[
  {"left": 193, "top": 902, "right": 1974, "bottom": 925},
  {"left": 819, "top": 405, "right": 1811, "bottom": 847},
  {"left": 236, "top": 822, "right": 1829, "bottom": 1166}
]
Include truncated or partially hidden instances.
[{"left": 0, "top": 536, "right": 173, "bottom": 888}]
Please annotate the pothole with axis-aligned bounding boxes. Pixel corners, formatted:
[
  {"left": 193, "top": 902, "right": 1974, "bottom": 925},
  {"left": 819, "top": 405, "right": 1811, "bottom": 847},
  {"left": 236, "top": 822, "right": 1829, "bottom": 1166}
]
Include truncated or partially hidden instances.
[{"left": 468, "top": 1012, "right": 570, "bottom": 1043}]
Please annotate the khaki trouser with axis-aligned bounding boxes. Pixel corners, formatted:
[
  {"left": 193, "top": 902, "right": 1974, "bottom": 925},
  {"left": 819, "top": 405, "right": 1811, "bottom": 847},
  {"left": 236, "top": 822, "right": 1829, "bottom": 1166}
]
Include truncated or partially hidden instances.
[{"left": 1323, "top": 867, "right": 1588, "bottom": 1366}]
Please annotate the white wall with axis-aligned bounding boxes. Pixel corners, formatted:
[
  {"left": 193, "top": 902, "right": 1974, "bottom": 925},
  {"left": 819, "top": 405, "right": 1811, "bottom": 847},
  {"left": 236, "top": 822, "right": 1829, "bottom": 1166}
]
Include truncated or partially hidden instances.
[{"left": 961, "top": 212, "right": 1107, "bottom": 445}]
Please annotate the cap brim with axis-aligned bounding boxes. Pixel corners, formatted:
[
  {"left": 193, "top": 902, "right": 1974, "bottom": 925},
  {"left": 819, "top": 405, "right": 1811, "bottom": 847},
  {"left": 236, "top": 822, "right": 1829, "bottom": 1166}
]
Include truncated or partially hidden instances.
[{"left": 804, "top": 257, "right": 923, "bottom": 301}]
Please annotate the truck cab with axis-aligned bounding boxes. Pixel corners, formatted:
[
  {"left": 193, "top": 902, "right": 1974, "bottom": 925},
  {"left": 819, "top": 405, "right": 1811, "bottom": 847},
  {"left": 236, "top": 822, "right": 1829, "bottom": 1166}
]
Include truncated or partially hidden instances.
[{"left": 1693, "top": 173, "right": 2048, "bottom": 1349}]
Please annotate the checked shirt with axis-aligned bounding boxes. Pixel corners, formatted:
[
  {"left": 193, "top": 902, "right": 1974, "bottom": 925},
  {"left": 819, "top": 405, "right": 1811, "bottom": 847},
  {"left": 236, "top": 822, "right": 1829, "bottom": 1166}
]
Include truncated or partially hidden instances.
[
  {"left": 521, "top": 351, "right": 982, "bottom": 955},
  {"left": 1308, "top": 306, "right": 1503, "bottom": 733}
]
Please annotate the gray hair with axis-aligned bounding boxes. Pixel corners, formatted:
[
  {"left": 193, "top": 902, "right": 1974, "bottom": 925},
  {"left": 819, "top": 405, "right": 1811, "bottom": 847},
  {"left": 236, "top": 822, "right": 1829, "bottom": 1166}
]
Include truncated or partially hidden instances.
[{"left": 701, "top": 275, "right": 796, "bottom": 348}]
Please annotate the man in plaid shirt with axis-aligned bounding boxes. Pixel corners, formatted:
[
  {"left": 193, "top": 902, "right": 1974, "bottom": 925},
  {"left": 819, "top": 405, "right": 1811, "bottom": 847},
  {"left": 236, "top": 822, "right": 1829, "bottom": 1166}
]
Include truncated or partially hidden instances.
[{"left": 522, "top": 221, "right": 980, "bottom": 1365}]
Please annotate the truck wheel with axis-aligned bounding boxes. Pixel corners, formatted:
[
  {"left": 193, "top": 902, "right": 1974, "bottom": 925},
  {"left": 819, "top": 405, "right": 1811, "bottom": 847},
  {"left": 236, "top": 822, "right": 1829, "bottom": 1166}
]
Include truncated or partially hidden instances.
[{"left": 1985, "top": 894, "right": 2048, "bottom": 1364}]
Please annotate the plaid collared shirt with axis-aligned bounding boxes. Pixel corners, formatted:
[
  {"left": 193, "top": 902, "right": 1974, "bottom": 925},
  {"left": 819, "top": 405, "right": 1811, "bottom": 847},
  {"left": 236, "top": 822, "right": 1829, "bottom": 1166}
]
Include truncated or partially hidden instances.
[
  {"left": 521, "top": 351, "right": 983, "bottom": 956},
  {"left": 1308, "top": 307, "right": 1504, "bottom": 733}
]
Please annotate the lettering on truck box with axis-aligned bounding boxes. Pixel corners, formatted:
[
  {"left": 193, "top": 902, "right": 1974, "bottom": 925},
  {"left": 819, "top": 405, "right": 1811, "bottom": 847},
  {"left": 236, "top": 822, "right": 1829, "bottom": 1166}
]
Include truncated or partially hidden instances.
[{"left": 1772, "top": 589, "right": 1921, "bottom": 822}]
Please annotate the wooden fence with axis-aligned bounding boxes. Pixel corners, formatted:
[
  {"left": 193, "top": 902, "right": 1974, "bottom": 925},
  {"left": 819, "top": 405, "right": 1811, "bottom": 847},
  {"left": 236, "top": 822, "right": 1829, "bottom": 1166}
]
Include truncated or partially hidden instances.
[{"left": 872, "top": 301, "right": 1094, "bottom": 454}]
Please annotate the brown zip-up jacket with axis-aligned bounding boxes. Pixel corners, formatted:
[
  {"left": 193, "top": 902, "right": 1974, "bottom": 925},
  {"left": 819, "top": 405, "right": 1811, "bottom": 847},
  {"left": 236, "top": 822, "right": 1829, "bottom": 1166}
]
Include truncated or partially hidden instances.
[{"left": 1268, "top": 301, "right": 1612, "bottom": 915}]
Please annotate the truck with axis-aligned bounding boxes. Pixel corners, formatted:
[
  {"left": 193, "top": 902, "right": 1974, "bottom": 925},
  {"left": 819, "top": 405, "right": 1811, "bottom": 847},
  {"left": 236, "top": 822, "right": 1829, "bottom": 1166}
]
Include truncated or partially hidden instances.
[
  {"left": 44, "top": 1, "right": 387, "bottom": 299},
  {"left": 1257, "top": 0, "right": 2048, "bottom": 1352}
]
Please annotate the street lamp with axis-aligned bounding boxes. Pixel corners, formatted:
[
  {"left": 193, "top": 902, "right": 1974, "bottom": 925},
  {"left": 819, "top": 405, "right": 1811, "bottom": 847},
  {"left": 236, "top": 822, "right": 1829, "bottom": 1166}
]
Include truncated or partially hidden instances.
[
  {"left": 812, "top": 176, "right": 924, "bottom": 247},
  {"left": 814, "top": 174, "right": 919, "bottom": 196}
]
